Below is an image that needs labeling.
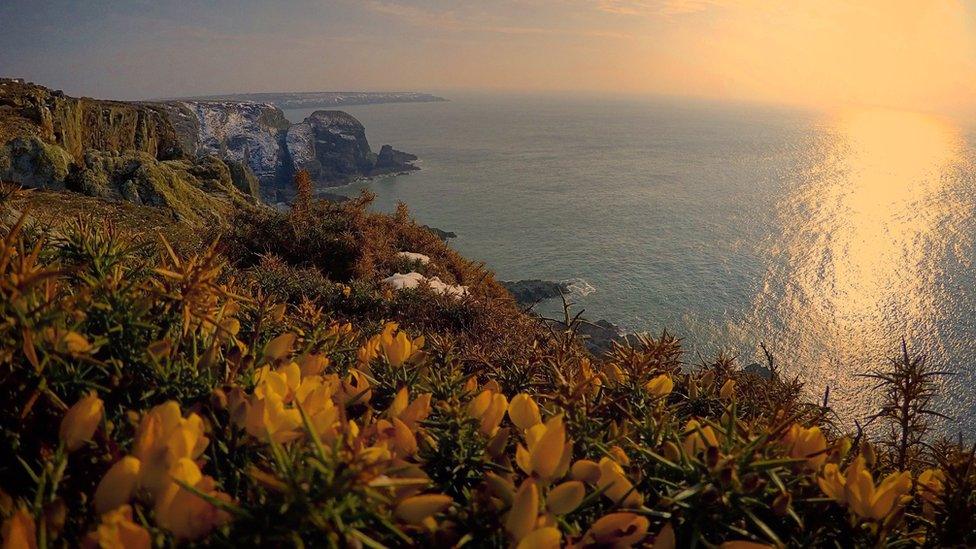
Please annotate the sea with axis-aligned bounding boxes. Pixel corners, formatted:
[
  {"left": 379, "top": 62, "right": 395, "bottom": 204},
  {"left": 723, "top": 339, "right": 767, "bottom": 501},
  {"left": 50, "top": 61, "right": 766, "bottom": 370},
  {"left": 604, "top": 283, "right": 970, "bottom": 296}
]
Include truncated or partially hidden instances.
[{"left": 284, "top": 93, "right": 976, "bottom": 437}]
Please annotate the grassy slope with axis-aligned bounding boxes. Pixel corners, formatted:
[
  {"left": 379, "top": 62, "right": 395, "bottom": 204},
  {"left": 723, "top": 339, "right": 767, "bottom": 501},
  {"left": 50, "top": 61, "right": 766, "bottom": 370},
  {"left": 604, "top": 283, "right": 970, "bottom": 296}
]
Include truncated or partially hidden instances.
[{"left": 0, "top": 185, "right": 973, "bottom": 547}]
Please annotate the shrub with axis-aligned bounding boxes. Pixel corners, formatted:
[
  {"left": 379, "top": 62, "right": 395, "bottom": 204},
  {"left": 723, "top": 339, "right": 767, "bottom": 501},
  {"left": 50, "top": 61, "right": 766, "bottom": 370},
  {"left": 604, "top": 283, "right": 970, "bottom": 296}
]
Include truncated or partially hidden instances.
[{"left": 0, "top": 203, "right": 970, "bottom": 547}]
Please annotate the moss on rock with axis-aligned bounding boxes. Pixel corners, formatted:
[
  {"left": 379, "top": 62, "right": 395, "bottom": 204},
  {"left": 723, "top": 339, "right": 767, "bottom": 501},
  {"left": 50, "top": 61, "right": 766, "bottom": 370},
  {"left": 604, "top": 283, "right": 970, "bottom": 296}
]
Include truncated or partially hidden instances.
[
  {"left": 69, "top": 149, "right": 250, "bottom": 225},
  {"left": 0, "top": 136, "right": 73, "bottom": 189}
]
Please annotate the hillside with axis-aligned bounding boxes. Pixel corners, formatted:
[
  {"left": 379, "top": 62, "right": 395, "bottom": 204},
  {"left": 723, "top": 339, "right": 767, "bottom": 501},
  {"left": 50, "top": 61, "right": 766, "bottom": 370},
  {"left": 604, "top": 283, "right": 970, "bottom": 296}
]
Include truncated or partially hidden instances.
[{"left": 0, "top": 83, "right": 974, "bottom": 548}]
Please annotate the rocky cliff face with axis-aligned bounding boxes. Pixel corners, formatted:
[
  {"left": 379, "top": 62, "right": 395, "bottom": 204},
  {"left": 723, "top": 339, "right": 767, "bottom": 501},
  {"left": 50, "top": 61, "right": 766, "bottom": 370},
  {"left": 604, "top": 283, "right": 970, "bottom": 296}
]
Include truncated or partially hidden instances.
[
  {"left": 182, "top": 101, "right": 290, "bottom": 186},
  {"left": 0, "top": 80, "right": 186, "bottom": 161},
  {"left": 287, "top": 111, "right": 374, "bottom": 184},
  {"left": 285, "top": 110, "right": 418, "bottom": 189},
  {"left": 164, "top": 103, "right": 419, "bottom": 195},
  {"left": 0, "top": 81, "right": 419, "bottom": 209},
  {"left": 0, "top": 81, "right": 256, "bottom": 223}
]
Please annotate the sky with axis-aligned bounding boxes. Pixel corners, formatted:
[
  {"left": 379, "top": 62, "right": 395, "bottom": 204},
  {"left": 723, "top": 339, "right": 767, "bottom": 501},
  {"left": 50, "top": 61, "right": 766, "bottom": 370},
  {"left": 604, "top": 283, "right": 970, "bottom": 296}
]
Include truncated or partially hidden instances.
[{"left": 1, "top": 1, "right": 975, "bottom": 113}]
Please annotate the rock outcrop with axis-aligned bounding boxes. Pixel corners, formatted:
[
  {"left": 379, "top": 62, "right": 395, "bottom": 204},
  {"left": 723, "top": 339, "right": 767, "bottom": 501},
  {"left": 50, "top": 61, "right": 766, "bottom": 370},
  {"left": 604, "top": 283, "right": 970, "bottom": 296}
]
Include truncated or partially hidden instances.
[
  {"left": 375, "top": 145, "right": 418, "bottom": 173},
  {"left": 70, "top": 151, "right": 246, "bottom": 224},
  {"left": 286, "top": 110, "right": 418, "bottom": 188},
  {"left": 0, "top": 79, "right": 186, "bottom": 161},
  {"left": 183, "top": 101, "right": 290, "bottom": 186},
  {"left": 502, "top": 279, "right": 571, "bottom": 304},
  {"left": 546, "top": 318, "right": 625, "bottom": 355},
  {"left": 0, "top": 81, "right": 254, "bottom": 224},
  {"left": 163, "top": 103, "right": 419, "bottom": 195},
  {"left": 0, "top": 137, "right": 73, "bottom": 190},
  {"left": 423, "top": 225, "right": 456, "bottom": 241}
]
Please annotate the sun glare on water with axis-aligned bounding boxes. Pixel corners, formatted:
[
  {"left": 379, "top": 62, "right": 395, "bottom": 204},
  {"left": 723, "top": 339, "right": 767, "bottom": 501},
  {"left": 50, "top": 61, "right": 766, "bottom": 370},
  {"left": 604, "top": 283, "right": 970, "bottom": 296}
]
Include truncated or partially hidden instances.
[
  {"left": 828, "top": 109, "right": 960, "bottom": 321},
  {"left": 757, "top": 108, "right": 970, "bottom": 426}
]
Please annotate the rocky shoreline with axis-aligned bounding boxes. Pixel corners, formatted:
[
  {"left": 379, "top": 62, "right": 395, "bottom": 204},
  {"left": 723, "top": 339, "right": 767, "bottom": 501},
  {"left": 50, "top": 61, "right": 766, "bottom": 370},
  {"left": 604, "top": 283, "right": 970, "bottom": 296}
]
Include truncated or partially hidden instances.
[
  {"left": 501, "top": 279, "right": 571, "bottom": 303},
  {"left": 548, "top": 318, "right": 625, "bottom": 355},
  {"left": 502, "top": 278, "right": 625, "bottom": 353}
]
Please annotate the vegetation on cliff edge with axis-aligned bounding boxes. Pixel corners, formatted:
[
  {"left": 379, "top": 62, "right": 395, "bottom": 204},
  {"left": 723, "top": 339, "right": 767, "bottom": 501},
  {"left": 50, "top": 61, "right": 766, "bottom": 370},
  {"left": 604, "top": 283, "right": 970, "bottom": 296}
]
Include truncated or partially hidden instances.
[{"left": 0, "top": 181, "right": 973, "bottom": 548}]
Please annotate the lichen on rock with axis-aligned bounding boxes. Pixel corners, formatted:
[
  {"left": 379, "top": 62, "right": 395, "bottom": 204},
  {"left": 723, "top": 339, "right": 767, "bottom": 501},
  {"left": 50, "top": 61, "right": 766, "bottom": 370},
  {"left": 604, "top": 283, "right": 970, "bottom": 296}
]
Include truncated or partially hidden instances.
[{"left": 0, "top": 136, "right": 73, "bottom": 189}]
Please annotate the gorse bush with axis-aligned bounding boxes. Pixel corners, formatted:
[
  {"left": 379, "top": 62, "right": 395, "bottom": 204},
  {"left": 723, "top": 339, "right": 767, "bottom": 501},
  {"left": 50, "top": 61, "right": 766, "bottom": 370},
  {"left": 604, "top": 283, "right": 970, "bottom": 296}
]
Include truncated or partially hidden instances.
[{"left": 0, "top": 193, "right": 974, "bottom": 548}]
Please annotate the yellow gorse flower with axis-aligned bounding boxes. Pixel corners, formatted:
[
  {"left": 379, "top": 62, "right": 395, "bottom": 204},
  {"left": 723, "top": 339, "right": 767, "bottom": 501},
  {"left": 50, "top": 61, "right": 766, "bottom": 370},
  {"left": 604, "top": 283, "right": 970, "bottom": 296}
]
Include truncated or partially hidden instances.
[
  {"left": 817, "top": 456, "right": 913, "bottom": 521},
  {"left": 94, "top": 456, "right": 142, "bottom": 514},
  {"left": 242, "top": 360, "right": 356, "bottom": 444},
  {"left": 546, "top": 480, "right": 585, "bottom": 515},
  {"left": 388, "top": 387, "right": 432, "bottom": 430},
  {"left": 357, "top": 323, "right": 425, "bottom": 368},
  {"left": 262, "top": 332, "right": 296, "bottom": 362},
  {"left": 505, "top": 479, "right": 540, "bottom": 542},
  {"left": 782, "top": 424, "right": 828, "bottom": 469},
  {"left": 131, "top": 402, "right": 210, "bottom": 496},
  {"left": 917, "top": 468, "right": 945, "bottom": 519},
  {"left": 394, "top": 494, "right": 453, "bottom": 525},
  {"left": 90, "top": 401, "right": 230, "bottom": 540},
  {"left": 357, "top": 335, "right": 381, "bottom": 366},
  {"left": 515, "top": 415, "right": 572, "bottom": 483},
  {"left": 644, "top": 374, "right": 674, "bottom": 398},
  {"left": 379, "top": 323, "right": 425, "bottom": 367},
  {"left": 515, "top": 526, "right": 560, "bottom": 549},
  {"left": 244, "top": 390, "right": 303, "bottom": 443},
  {"left": 596, "top": 457, "right": 643, "bottom": 507},
  {"left": 917, "top": 468, "right": 945, "bottom": 497},
  {"left": 60, "top": 391, "right": 104, "bottom": 452},
  {"left": 1, "top": 508, "right": 36, "bottom": 549},
  {"left": 508, "top": 393, "right": 542, "bottom": 431},
  {"left": 83, "top": 505, "right": 150, "bottom": 549},
  {"left": 468, "top": 389, "right": 508, "bottom": 436},
  {"left": 719, "top": 379, "right": 736, "bottom": 400},
  {"left": 61, "top": 331, "right": 93, "bottom": 355},
  {"left": 155, "top": 464, "right": 232, "bottom": 540},
  {"left": 582, "top": 512, "right": 649, "bottom": 547},
  {"left": 682, "top": 419, "right": 720, "bottom": 456}
]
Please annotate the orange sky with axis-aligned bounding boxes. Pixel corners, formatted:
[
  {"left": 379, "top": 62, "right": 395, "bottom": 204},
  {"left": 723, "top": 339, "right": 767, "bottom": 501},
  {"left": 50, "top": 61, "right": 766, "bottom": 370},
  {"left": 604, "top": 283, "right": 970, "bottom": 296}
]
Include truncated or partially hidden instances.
[
  {"left": 2, "top": 0, "right": 974, "bottom": 112},
  {"left": 627, "top": 1, "right": 976, "bottom": 112}
]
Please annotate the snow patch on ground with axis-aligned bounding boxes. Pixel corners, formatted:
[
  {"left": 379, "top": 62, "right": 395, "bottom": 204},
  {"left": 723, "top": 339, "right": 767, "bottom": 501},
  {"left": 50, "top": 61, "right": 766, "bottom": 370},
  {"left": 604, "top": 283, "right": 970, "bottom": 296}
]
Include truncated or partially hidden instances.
[{"left": 381, "top": 272, "right": 468, "bottom": 298}]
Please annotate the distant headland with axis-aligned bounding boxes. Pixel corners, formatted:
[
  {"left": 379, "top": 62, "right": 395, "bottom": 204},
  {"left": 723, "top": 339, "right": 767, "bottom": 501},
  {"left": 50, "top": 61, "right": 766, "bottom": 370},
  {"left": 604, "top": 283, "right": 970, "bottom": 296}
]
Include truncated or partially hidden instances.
[{"left": 168, "top": 91, "right": 448, "bottom": 110}]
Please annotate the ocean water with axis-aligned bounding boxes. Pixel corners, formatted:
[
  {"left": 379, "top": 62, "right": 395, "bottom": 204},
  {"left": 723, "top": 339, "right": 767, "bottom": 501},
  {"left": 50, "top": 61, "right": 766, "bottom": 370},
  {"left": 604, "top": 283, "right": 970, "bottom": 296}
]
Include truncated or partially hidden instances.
[{"left": 284, "top": 94, "right": 976, "bottom": 436}]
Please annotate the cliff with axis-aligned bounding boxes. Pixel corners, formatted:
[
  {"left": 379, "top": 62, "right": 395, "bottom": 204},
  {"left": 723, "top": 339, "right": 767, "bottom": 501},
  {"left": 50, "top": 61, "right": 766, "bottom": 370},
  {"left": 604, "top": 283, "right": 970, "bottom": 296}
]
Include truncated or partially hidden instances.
[
  {"left": 182, "top": 101, "right": 291, "bottom": 185},
  {"left": 286, "top": 110, "right": 418, "bottom": 189},
  {"left": 0, "top": 79, "right": 186, "bottom": 160},
  {"left": 0, "top": 81, "right": 417, "bottom": 210},
  {"left": 0, "top": 82, "right": 258, "bottom": 224}
]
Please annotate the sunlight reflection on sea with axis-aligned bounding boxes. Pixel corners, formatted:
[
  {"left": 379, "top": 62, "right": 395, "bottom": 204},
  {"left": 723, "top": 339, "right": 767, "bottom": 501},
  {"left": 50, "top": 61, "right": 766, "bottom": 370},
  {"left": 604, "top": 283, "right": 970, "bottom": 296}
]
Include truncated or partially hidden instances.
[
  {"left": 752, "top": 109, "right": 975, "bottom": 431},
  {"left": 287, "top": 96, "right": 976, "bottom": 436}
]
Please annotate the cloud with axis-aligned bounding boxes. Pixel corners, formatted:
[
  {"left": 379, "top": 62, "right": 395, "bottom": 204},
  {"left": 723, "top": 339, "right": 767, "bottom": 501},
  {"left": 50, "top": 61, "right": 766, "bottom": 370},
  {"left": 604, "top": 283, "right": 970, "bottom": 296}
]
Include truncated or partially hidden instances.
[
  {"left": 354, "top": 0, "right": 638, "bottom": 40},
  {"left": 596, "top": 0, "right": 731, "bottom": 16}
]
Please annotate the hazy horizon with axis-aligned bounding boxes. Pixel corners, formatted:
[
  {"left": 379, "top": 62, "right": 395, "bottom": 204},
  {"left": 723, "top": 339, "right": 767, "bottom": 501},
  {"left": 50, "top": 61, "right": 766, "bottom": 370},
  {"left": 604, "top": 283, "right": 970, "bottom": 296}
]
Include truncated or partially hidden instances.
[{"left": 2, "top": 1, "right": 975, "bottom": 116}]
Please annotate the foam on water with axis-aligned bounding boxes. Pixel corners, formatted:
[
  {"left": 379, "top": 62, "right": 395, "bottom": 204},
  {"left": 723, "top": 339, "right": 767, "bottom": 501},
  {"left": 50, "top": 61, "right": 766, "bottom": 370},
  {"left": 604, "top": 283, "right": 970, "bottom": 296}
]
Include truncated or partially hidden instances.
[{"left": 564, "top": 278, "right": 596, "bottom": 297}]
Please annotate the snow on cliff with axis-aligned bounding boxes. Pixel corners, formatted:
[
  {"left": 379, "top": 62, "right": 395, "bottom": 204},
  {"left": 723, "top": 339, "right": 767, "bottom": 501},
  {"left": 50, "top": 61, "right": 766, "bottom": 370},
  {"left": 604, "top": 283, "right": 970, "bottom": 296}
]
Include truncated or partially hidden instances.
[{"left": 183, "top": 101, "right": 288, "bottom": 184}]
